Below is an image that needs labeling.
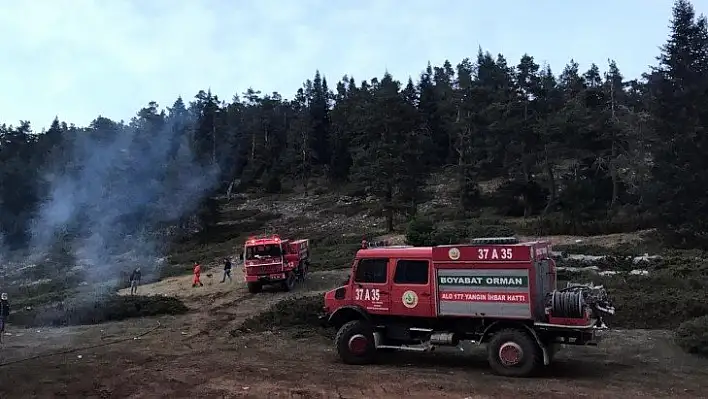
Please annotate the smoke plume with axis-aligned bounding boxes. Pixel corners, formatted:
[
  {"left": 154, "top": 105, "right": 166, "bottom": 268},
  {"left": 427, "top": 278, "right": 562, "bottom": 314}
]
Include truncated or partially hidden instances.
[{"left": 28, "top": 109, "right": 219, "bottom": 294}]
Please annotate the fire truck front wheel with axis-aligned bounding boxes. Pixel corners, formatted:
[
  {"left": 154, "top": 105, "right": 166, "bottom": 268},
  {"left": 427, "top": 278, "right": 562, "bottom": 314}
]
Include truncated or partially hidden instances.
[
  {"left": 335, "top": 320, "right": 376, "bottom": 365},
  {"left": 282, "top": 272, "right": 296, "bottom": 292},
  {"left": 247, "top": 282, "right": 262, "bottom": 294},
  {"left": 487, "top": 328, "right": 542, "bottom": 377}
]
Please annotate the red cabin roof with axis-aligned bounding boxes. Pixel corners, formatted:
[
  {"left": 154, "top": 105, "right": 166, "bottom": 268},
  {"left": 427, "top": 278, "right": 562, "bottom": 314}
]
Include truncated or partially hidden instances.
[
  {"left": 355, "top": 246, "right": 433, "bottom": 259},
  {"left": 354, "top": 237, "right": 551, "bottom": 262},
  {"left": 245, "top": 234, "right": 282, "bottom": 245}
]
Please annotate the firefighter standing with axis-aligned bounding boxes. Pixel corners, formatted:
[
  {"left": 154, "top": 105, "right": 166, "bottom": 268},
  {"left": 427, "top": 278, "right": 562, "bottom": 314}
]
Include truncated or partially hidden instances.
[
  {"left": 220, "top": 258, "right": 233, "bottom": 283},
  {"left": 0, "top": 293, "right": 9, "bottom": 344},
  {"left": 129, "top": 267, "right": 141, "bottom": 295},
  {"left": 192, "top": 262, "right": 204, "bottom": 287}
]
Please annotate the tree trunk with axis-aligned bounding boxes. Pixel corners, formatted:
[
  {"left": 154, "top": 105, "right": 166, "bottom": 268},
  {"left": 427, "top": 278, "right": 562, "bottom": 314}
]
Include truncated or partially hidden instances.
[
  {"left": 521, "top": 102, "right": 532, "bottom": 218},
  {"left": 212, "top": 124, "right": 217, "bottom": 165},
  {"left": 610, "top": 141, "right": 619, "bottom": 210},
  {"left": 385, "top": 185, "right": 394, "bottom": 232},
  {"left": 609, "top": 83, "right": 619, "bottom": 210},
  {"left": 542, "top": 148, "right": 556, "bottom": 217},
  {"left": 522, "top": 164, "right": 532, "bottom": 218},
  {"left": 301, "top": 128, "right": 309, "bottom": 196},
  {"left": 250, "top": 133, "right": 255, "bottom": 162}
]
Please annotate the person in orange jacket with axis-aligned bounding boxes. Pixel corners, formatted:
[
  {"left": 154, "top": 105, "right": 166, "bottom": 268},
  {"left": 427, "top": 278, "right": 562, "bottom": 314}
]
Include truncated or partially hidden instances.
[{"left": 192, "top": 262, "right": 204, "bottom": 287}]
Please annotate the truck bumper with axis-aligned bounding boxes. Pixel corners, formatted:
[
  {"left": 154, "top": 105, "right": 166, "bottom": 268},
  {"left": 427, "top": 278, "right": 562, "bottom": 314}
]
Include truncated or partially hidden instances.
[
  {"left": 244, "top": 273, "right": 287, "bottom": 283},
  {"left": 318, "top": 313, "right": 330, "bottom": 327}
]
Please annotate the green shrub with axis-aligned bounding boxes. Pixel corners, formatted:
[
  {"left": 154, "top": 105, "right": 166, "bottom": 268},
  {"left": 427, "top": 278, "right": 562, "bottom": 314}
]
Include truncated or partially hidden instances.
[
  {"left": 431, "top": 224, "right": 467, "bottom": 245},
  {"left": 406, "top": 217, "right": 435, "bottom": 246},
  {"left": 590, "top": 274, "right": 708, "bottom": 329},
  {"left": 675, "top": 316, "right": 708, "bottom": 357},
  {"left": 515, "top": 211, "right": 657, "bottom": 236},
  {"left": 467, "top": 222, "right": 515, "bottom": 238}
]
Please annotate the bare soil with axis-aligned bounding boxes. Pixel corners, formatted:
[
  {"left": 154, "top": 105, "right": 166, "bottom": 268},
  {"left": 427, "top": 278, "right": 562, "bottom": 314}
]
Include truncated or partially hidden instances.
[{"left": 0, "top": 266, "right": 706, "bottom": 399}]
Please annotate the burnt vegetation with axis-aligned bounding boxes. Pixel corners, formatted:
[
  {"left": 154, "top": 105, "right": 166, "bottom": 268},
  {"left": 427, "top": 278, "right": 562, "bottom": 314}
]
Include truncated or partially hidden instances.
[
  {"left": 233, "top": 295, "right": 327, "bottom": 337},
  {"left": 0, "top": 1, "right": 707, "bottom": 353},
  {"left": 10, "top": 295, "right": 188, "bottom": 328}
]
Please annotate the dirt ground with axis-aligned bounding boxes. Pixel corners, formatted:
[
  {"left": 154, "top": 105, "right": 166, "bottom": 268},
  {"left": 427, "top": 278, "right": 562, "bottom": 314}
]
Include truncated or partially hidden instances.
[{"left": 0, "top": 266, "right": 707, "bottom": 398}]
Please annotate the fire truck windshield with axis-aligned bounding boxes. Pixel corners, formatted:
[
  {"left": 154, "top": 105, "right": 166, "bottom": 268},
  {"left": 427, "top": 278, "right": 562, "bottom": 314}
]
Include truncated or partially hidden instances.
[{"left": 245, "top": 244, "right": 282, "bottom": 259}]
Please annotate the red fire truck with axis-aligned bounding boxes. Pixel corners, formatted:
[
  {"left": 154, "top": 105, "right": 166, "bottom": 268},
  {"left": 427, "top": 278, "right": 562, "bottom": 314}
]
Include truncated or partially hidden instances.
[
  {"left": 319, "top": 237, "right": 615, "bottom": 377},
  {"left": 242, "top": 234, "right": 310, "bottom": 293}
]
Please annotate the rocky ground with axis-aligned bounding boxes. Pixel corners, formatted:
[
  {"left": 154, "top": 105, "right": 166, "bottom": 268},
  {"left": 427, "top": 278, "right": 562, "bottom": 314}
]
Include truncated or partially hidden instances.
[{"left": 0, "top": 264, "right": 706, "bottom": 399}]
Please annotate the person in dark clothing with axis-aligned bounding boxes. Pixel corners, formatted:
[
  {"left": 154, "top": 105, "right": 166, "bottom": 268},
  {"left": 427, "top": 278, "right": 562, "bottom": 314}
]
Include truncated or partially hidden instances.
[
  {"left": 221, "top": 258, "right": 233, "bottom": 283},
  {"left": 130, "top": 268, "right": 142, "bottom": 295},
  {"left": 0, "top": 293, "right": 9, "bottom": 344}
]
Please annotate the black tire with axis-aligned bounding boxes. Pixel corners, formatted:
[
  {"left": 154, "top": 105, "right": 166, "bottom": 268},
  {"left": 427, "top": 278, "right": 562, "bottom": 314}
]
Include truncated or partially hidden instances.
[
  {"left": 282, "top": 272, "right": 296, "bottom": 292},
  {"left": 301, "top": 261, "right": 309, "bottom": 281},
  {"left": 247, "top": 282, "right": 262, "bottom": 294},
  {"left": 487, "top": 328, "right": 542, "bottom": 377},
  {"left": 296, "top": 262, "right": 305, "bottom": 282},
  {"left": 335, "top": 320, "right": 376, "bottom": 365}
]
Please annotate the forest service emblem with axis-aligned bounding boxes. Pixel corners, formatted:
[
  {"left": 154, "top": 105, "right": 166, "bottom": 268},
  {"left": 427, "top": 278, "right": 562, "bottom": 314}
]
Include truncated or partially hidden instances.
[
  {"left": 448, "top": 247, "right": 460, "bottom": 260},
  {"left": 402, "top": 290, "right": 419, "bottom": 308}
]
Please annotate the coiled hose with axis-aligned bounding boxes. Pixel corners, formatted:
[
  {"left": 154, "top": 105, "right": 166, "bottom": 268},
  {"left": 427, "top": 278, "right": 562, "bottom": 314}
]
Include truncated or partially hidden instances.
[{"left": 551, "top": 290, "right": 585, "bottom": 318}]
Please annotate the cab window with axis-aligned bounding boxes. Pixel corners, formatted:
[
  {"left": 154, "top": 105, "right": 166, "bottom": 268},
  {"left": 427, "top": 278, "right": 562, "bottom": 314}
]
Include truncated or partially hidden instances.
[
  {"left": 354, "top": 258, "right": 388, "bottom": 284},
  {"left": 245, "top": 244, "right": 281, "bottom": 259},
  {"left": 393, "top": 260, "right": 429, "bottom": 285}
]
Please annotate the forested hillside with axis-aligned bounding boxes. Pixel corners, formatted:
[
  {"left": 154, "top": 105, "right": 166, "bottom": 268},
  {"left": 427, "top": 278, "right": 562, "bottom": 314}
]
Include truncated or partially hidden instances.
[{"left": 1, "top": 0, "right": 708, "bottom": 264}]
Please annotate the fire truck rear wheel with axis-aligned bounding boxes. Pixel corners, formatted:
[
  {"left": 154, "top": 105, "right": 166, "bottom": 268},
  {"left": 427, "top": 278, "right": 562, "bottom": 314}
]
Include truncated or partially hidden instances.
[
  {"left": 247, "top": 282, "right": 262, "bottom": 294},
  {"left": 487, "top": 328, "right": 542, "bottom": 377},
  {"left": 301, "top": 261, "right": 309, "bottom": 280},
  {"left": 335, "top": 320, "right": 376, "bottom": 365}
]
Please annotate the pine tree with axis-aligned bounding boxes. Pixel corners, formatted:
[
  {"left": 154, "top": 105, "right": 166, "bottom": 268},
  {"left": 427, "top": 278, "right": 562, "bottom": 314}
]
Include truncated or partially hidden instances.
[{"left": 648, "top": 0, "right": 708, "bottom": 245}]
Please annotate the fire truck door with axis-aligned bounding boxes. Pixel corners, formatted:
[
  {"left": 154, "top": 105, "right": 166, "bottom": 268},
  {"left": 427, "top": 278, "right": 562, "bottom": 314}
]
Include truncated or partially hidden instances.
[
  {"left": 351, "top": 258, "right": 391, "bottom": 315},
  {"left": 390, "top": 259, "right": 433, "bottom": 317}
]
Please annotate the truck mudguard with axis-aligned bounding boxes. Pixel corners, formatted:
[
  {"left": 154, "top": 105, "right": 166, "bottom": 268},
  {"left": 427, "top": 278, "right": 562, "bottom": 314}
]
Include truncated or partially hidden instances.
[{"left": 328, "top": 305, "right": 371, "bottom": 327}]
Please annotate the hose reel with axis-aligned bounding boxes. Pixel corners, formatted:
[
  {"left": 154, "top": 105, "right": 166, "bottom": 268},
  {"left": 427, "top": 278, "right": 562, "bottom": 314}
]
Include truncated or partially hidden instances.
[{"left": 550, "top": 290, "right": 585, "bottom": 318}]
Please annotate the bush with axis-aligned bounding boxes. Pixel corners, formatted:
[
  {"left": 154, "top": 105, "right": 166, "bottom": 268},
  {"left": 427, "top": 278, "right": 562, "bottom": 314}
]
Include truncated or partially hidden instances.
[
  {"left": 233, "top": 295, "right": 325, "bottom": 335},
  {"left": 579, "top": 273, "right": 708, "bottom": 329},
  {"left": 515, "top": 211, "right": 657, "bottom": 236},
  {"left": 430, "top": 224, "right": 467, "bottom": 245},
  {"left": 12, "top": 295, "right": 189, "bottom": 327},
  {"left": 406, "top": 215, "right": 517, "bottom": 246},
  {"left": 467, "top": 222, "right": 515, "bottom": 238},
  {"left": 675, "top": 316, "right": 708, "bottom": 356},
  {"left": 406, "top": 217, "right": 435, "bottom": 246}
]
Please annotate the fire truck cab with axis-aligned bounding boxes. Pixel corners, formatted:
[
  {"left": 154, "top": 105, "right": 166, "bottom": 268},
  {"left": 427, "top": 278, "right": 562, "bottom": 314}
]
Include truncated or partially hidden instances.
[{"left": 243, "top": 234, "right": 310, "bottom": 293}]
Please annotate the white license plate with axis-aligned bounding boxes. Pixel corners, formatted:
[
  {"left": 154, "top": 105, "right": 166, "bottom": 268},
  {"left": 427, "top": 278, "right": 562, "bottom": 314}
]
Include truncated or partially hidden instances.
[{"left": 270, "top": 273, "right": 285, "bottom": 280}]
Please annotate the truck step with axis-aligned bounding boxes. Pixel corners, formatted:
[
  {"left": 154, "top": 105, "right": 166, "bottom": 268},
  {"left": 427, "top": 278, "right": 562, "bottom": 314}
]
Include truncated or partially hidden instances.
[{"left": 376, "top": 344, "right": 432, "bottom": 352}]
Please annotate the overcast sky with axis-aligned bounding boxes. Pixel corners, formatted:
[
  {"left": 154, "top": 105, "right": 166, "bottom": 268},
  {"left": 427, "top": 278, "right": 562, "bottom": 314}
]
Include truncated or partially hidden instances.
[{"left": 0, "top": 0, "right": 696, "bottom": 130}]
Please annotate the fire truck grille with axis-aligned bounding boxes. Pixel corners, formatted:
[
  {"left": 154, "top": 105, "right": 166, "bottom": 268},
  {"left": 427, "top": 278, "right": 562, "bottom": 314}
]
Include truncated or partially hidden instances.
[{"left": 247, "top": 264, "right": 283, "bottom": 275}]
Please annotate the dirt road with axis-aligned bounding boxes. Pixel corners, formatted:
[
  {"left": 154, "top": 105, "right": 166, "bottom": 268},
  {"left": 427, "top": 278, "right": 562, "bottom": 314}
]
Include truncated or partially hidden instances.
[{"left": 1, "top": 270, "right": 707, "bottom": 398}]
